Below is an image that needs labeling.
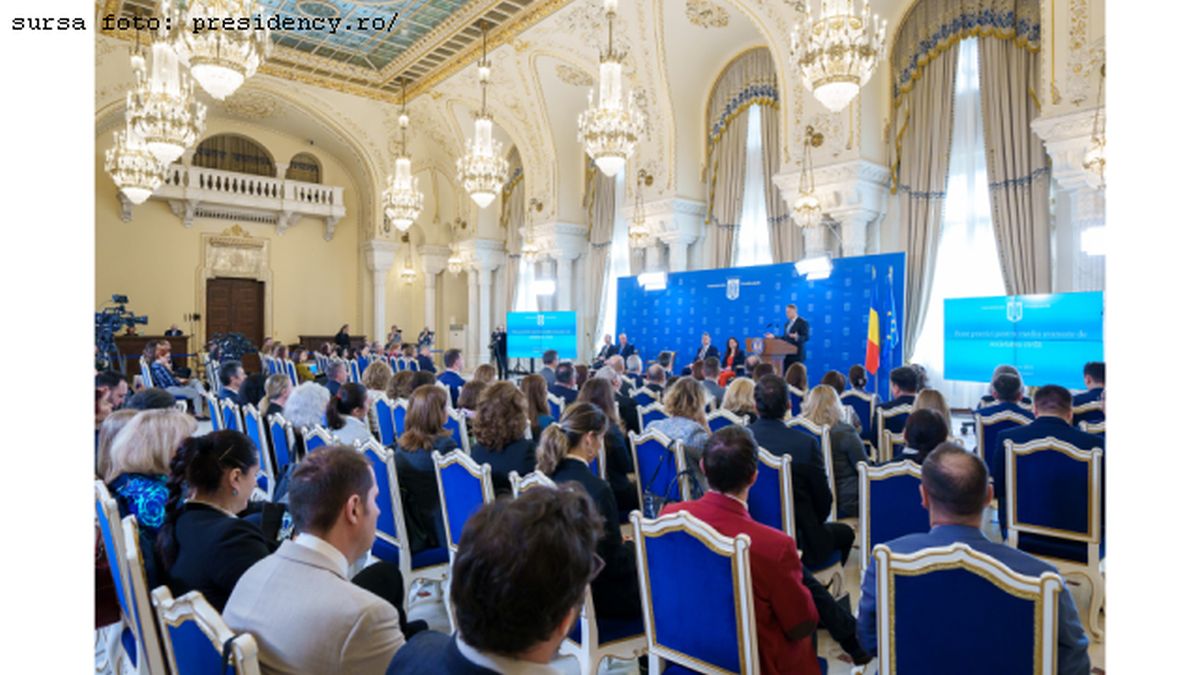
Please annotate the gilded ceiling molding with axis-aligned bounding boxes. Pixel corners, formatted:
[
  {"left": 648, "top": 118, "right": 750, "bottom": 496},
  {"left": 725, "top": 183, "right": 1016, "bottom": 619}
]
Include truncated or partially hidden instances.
[
  {"left": 686, "top": 0, "right": 730, "bottom": 28},
  {"left": 554, "top": 63, "right": 593, "bottom": 87}
]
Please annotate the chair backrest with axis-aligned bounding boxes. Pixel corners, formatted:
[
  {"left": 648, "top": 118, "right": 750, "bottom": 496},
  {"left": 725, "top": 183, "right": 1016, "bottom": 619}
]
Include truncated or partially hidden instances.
[
  {"left": 151, "top": 587, "right": 262, "bottom": 675},
  {"left": 877, "top": 428, "right": 905, "bottom": 463},
  {"left": 302, "top": 425, "right": 334, "bottom": 453},
  {"left": 877, "top": 403, "right": 913, "bottom": 453},
  {"left": 206, "top": 393, "right": 223, "bottom": 430},
  {"left": 357, "top": 439, "right": 416, "bottom": 571},
  {"left": 241, "top": 405, "right": 275, "bottom": 494},
  {"left": 119, "top": 513, "right": 168, "bottom": 674},
  {"left": 547, "top": 393, "right": 565, "bottom": 421},
  {"left": 974, "top": 409, "right": 1033, "bottom": 467},
  {"left": 95, "top": 482, "right": 136, "bottom": 648},
  {"left": 220, "top": 399, "right": 244, "bottom": 433},
  {"left": 787, "top": 385, "right": 806, "bottom": 418},
  {"left": 1071, "top": 400, "right": 1104, "bottom": 426},
  {"left": 841, "top": 389, "right": 877, "bottom": 438},
  {"left": 444, "top": 409, "right": 471, "bottom": 454},
  {"left": 746, "top": 448, "right": 795, "bottom": 540},
  {"left": 873, "top": 542, "right": 1061, "bottom": 674},
  {"left": 266, "top": 413, "right": 294, "bottom": 476},
  {"left": 373, "top": 397, "right": 398, "bottom": 446},
  {"left": 1004, "top": 437, "right": 1104, "bottom": 546},
  {"left": 786, "top": 415, "right": 837, "bottom": 518},
  {"left": 391, "top": 398, "right": 409, "bottom": 442},
  {"left": 139, "top": 358, "right": 154, "bottom": 387},
  {"left": 632, "top": 387, "right": 659, "bottom": 407},
  {"left": 705, "top": 409, "right": 746, "bottom": 433},
  {"left": 284, "top": 360, "right": 299, "bottom": 387},
  {"left": 432, "top": 450, "right": 495, "bottom": 554},
  {"left": 1078, "top": 420, "right": 1105, "bottom": 435},
  {"left": 858, "top": 461, "right": 927, "bottom": 574},
  {"left": 349, "top": 359, "right": 362, "bottom": 384},
  {"left": 508, "top": 469, "right": 556, "bottom": 497},
  {"left": 628, "top": 429, "right": 691, "bottom": 503},
  {"left": 631, "top": 510, "right": 758, "bottom": 674},
  {"left": 637, "top": 402, "right": 668, "bottom": 431}
]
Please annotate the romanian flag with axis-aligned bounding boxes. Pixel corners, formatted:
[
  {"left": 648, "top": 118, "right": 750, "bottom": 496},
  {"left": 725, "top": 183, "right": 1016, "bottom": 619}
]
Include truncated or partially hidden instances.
[{"left": 865, "top": 276, "right": 881, "bottom": 375}]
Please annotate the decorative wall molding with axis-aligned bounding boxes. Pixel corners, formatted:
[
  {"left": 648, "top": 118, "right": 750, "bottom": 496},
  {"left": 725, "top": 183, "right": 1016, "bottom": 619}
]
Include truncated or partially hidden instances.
[
  {"left": 773, "top": 159, "right": 889, "bottom": 257},
  {"left": 196, "top": 228, "right": 274, "bottom": 344},
  {"left": 686, "top": 0, "right": 730, "bottom": 28},
  {"left": 1031, "top": 108, "right": 1104, "bottom": 192}
]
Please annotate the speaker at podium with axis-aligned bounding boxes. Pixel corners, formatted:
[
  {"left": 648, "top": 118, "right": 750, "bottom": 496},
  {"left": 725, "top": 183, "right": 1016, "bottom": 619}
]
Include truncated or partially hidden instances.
[{"left": 746, "top": 337, "right": 796, "bottom": 375}]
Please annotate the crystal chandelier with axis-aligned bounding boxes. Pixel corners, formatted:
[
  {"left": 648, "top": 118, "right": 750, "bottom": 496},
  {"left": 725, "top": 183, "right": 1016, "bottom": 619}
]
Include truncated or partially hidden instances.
[
  {"left": 166, "top": 0, "right": 271, "bottom": 100},
  {"left": 383, "top": 83, "right": 424, "bottom": 234},
  {"left": 577, "top": 0, "right": 645, "bottom": 177},
  {"left": 792, "top": 126, "right": 824, "bottom": 228},
  {"left": 446, "top": 246, "right": 465, "bottom": 276},
  {"left": 628, "top": 169, "right": 652, "bottom": 249},
  {"left": 457, "top": 23, "right": 508, "bottom": 209},
  {"left": 1081, "top": 64, "right": 1106, "bottom": 190},
  {"left": 105, "top": 121, "right": 166, "bottom": 205},
  {"left": 126, "top": 32, "right": 206, "bottom": 165},
  {"left": 790, "top": 0, "right": 887, "bottom": 112}
]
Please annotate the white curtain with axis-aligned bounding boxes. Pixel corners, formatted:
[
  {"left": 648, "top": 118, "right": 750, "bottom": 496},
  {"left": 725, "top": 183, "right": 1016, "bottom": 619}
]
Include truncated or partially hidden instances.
[
  {"left": 512, "top": 256, "right": 537, "bottom": 312},
  {"left": 910, "top": 38, "right": 1006, "bottom": 407},
  {"left": 594, "top": 168, "right": 630, "bottom": 353},
  {"left": 733, "top": 105, "right": 773, "bottom": 267}
]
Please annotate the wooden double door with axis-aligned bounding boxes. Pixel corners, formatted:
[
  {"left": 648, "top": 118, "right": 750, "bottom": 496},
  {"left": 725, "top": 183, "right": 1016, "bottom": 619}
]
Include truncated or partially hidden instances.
[{"left": 206, "top": 277, "right": 265, "bottom": 372}]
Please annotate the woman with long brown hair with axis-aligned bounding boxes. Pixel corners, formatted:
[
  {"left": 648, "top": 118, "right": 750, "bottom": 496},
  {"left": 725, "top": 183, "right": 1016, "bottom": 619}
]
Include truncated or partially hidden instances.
[
  {"left": 519, "top": 374, "right": 554, "bottom": 442},
  {"left": 470, "top": 381, "right": 536, "bottom": 495},
  {"left": 577, "top": 378, "right": 638, "bottom": 517},
  {"left": 395, "top": 385, "right": 458, "bottom": 553}
]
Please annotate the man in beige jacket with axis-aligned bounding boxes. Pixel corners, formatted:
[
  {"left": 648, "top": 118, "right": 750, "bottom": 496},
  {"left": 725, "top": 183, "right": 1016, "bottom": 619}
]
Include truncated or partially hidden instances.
[{"left": 224, "top": 446, "right": 405, "bottom": 674}]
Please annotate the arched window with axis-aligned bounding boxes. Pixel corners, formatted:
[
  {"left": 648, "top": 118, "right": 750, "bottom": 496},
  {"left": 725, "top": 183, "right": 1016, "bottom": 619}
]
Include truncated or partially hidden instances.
[
  {"left": 285, "top": 153, "right": 322, "bottom": 183},
  {"left": 192, "top": 134, "right": 275, "bottom": 176}
]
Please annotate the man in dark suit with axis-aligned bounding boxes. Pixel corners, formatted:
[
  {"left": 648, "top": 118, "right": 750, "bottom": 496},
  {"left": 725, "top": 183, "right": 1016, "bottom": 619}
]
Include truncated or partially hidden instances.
[
  {"left": 1073, "top": 361, "right": 1105, "bottom": 407},
  {"left": 594, "top": 334, "right": 619, "bottom": 365},
  {"left": 695, "top": 332, "right": 719, "bottom": 362},
  {"left": 992, "top": 384, "right": 1104, "bottom": 541},
  {"left": 617, "top": 333, "right": 636, "bottom": 360},
  {"left": 164, "top": 323, "right": 184, "bottom": 337},
  {"left": 597, "top": 365, "right": 640, "bottom": 435},
  {"left": 872, "top": 365, "right": 919, "bottom": 443},
  {"left": 701, "top": 357, "right": 725, "bottom": 406},
  {"left": 387, "top": 487, "right": 601, "bottom": 675},
  {"left": 857, "top": 443, "right": 1091, "bottom": 675},
  {"left": 489, "top": 326, "right": 508, "bottom": 380},
  {"left": 976, "top": 372, "right": 1035, "bottom": 421},
  {"left": 548, "top": 362, "right": 578, "bottom": 405},
  {"left": 976, "top": 364, "right": 1033, "bottom": 409},
  {"left": 324, "top": 361, "right": 348, "bottom": 398},
  {"left": 416, "top": 345, "right": 436, "bottom": 373},
  {"left": 217, "top": 361, "right": 247, "bottom": 405},
  {"left": 644, "top": 364, "right": 667, "bottom": 396},
  {"left": 765, "top": 304, "right": 809, "bottom": 372},
  {"left": 662, "top": 427, "right": 822, "bottom": 675},
  {"left": 437, "top": 349, "right": 467, "bottom": 408}
]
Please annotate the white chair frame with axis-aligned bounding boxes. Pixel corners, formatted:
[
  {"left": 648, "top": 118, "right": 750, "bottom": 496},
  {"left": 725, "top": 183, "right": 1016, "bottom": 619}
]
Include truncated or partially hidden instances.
[
  {"left": 220, "top": 398, "right": 245, "bottom": 433},
  {"left": 973, "top": 409, "right": 1034, "bottom": 460},
  {"left": 446, "top": 408, "right": 471, "bottom": 455},
  {"left": 547, "top": 393, "right": 566, "bottom": 421},
  {"left": 785, "top": 415, "right": 837, "bottom": 521},
  {"left": 151, "top": 588, "right": 262, "bottom": 675},
  {"left": 628, "top": 429, "right": 693, "bottom": 505},
  {"left": 432, "top": 450, "right": 495, "bottom": 632},
  {"left": 636, "top": 402, "right": 669, "bottom": 432},
  {"left": 241, "top": 405, "right": 275, "bottom": 496},
  {"left": 120, "top": 514, "right": 169, "bottom": 675},
  {"left": 508, "top": 470, "right": 556, "bottom": 497},
  {"left": 705, "top": 409, "right": 747, "bottom": 433},
  {"left": 876, "top": 403, "right": 914, "bottom": 458},
  {"left": 302, "top": 425, "right": 335, "bottom": 452},
  {"left": 1078, "top": 420, "right": 1105, "bottom": 435},
  {"left": 857, "top": 460, "right": 923, "bottom": 579},
  {"left": 786, "top": 385, "right": 807, "bottom": 418},
  {"left": 841, "top": 389, "right": 877, "bottom": 431}
]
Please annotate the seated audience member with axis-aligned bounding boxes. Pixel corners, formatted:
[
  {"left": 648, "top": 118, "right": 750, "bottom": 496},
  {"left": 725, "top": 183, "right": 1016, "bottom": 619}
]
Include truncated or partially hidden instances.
[
  {"left": 644, "top": 364, "right": 667, "bottom": 395},
  {"left": 470, "top": 382, "right": 537, "bottom": 495},
  {"left": 96, "top": 389, "right": 113, "bottom": 433},
  {"left": 720, "top": 336, "right": 746, "bottom": 383},
  {"left": 272, "top": 343, "right": 290, "bottom": 363},
  {"left": 892, "top": 408, "right": 948, "bottom": 465},
  {"left": 549, "top": 362, "right": 579, "bottom": 405},
  {"left": 520, "top": 374, "right": 555, "bottom": 443},
  {"left": 661, "top": 427, "right": 821, "bottom": 675},
  {"left": 747, "top": 375, "right": 852, "bottom": 565},
  {"left": 537, "top": 403, "right": 641, "bottom": 619},
  {"left": 686, "top": 359, "right": 704, "bottom": 381},
  {"left": 106, "top": 409, "right": 198, "bottom": 587},
  {"left": 146, "top": 343, "right": 207, "bottom": 416},
  {"left": 803, "top": 385, "right": 868, "bottom": 518},
  {"left": 238, "top": 373, "right": 267, "bottom": 411},
  {"left": 975, "top": 365, "right": 1029, "bottom": 409},
  {"left": 396, "top": 385, "right": 458, "bottom": 553},
  {"left": 701, "top": 357, "right": 725, "bottom": 406},
  {"left": 473, "top": 363, "right": 497, "bottom": 386},
  {"left": 328, "top": 383, "right": 374, "bottom": 446},
  {"left": 785, "top": 362, "right": 809, "bottom": 396},
  {"left": 992, "top": 385, "right": 1105, "bottom": 541},
  {"left": 752, "top": 362, "right": 775, "bottom": 381},
  {"left": 158, "top": 430, "right": 279, "bottom": 612},
  {"left": 847, "top": 365, "right": 871, "bottom": 394},
  {"left": 880, "top": 366, "right": 918, "bottom": 411},
  {"left": 96, "top": 371, "right": 130, "bottom": 411},
  {"left": 96, "top": 409, "right": 138, "bottom": 480},
  {"left": 646, "top": 376, "right": 711, "bottom": 493},
  {"left": 125, "top": 387, "right": 177, "bottom": 411},
  {"left": 387, "top": 486, "right": 602, "bottom": 674},
  {"left": 913, "top": 388, "right": 954, "bottom": 434},
  {"left": 607, "top": 356, "right": 635, "bottom": 396},
  {"left": 910, "top": 363, "right": 930, "bottom": 391},
  {"left": 224, "top": 447, "right": 419, "bottom": 674},
  {"left": 218, "top": 361, "right": 248, "bottom": 405},
  {"left": 577, "top": 378, "right": 639, "bottom": 516},
  {"left": 574, "top": 364, "right": 591, "bottom": 390},
  {"left": 626, "top": 354, "right": 643, "bottom": 379},
  {"left": 595, "top": 365, "right": 642, "bottom": 435},
  {"left": 819, "top": 370, "right": 847, "bottom": 393},
  {"left": 363, "top": 361, "right": 393, "bottom": 399},
  {"left": 695, "top": 331, "right": 720, "bottom": 363},
  {"left": 325, "top": 361, "right": 349, "bottom": 398},
  {"left": 457, "top": 379, "right": 487, "bottom": 418},
  {"left": 283, "top": 381, "right": 332, "bottom": 437},
  {"left": 655, "top": 350, "right": 673, "bottom": 371},
  {"left": 386, "top": 370, "right": 417, "bottom": 402},
  {"left": 416, "top": 345, "right": 437, "bottom": 373},
  {"left": 720, "top": 376, "right": 759, "bottom": 424},
  {"left": 1075, "top": 361, "right": 1105, "bottom": 406},
  {"left": 292, "top": 349, "right": 317, "bottom": 383},
  {"left": 260, "top": 374, "right": 291, "bottom": 420},
  {"left": 976, "top": 372, "right": 1033, "bottom": 421},
  {"left": 539, "top": 350, "right": 559, "bottom": 383},
  {"left": 438, "top": 349, "right": 467, "bottom": 408},
  {"left": 857, "top": 443, "right": 1090, "bottom": 674}
]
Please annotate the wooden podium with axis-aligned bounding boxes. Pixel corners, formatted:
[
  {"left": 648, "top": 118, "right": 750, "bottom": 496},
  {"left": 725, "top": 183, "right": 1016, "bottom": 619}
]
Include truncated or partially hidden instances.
[{"left": 745, "top": 337, "right": 796, "bottom": 376}]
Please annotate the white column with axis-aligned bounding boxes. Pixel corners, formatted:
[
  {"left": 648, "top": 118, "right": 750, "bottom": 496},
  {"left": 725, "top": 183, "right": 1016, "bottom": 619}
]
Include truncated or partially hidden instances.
[
  {"left": 837, "top": 212, "right": 872, "bottom": 257},
  {"left": 555, "top": 255, "right": 574, "bottom": 310},
  {"left": 418, "top": 245, "right": 449, "bottom": 347},
  {"left": 664, "top": 235, "right": 695, "bottom": 272},
  {"left": 478, "top": 268, "right": 493, "bottom": 361},
  {"left": 802, "top": 227, "right": 828, "bottom": 259},
  {"left": 362, "top": 240, "right": 399, "bottom": 344},
  {"left": 423, "top": 274, "right": 438, "bottom": 335},
  {"left": 466, "top": 268, "right": 479, "bottom": 368},
  {"left": 644, "top": 243, "right": 662, "bottom": 272}
]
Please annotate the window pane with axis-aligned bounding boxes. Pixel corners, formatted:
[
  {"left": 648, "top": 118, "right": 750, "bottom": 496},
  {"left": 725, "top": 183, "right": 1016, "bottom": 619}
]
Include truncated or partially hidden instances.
[{"left": 732, "top": 105, "right": 773, "bottom": 267}]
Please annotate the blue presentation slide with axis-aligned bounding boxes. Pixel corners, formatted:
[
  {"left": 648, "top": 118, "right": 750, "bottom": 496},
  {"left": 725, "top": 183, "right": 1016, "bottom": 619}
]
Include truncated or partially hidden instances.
[
  {"left": 944, "top": 292, "right": 1104, "bottom": 386},
  {"left": 507, "top": 311, "right": 577, "bottom": 360}
]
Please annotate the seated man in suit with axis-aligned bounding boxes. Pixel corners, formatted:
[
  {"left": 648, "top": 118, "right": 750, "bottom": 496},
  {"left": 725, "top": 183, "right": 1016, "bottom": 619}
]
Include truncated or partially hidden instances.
[
  {"left": 857, "top": 443, "right": 1090, "bottom": 675},
  {"left": 976, "top": 365, "right": 1033, "bottom": 410},
  {"left": 701, "top": 356, "right": 725, "bottom": 407},
  {"left": 164, "top": 323, "right": 184, "bottom": 337},
  {"left": 224, "top": 447, "right": 407, "bottom": 674},
  {"left": 416, "top": 344, "right": 436, "bottom": 373},
  {"left": 217, "top": 361, "right": 247, "bottom": 406},
  {"left": 695, "top": 331, "right": 719, "bottom": 363},
  {"left": 1073, "top": 361, "right": 1105, "bottom": 407},
  {"left": 595, "top": 365, "right": 641, "bottom": 435},
  {"left": 976, "top": 372, "right": 1035, "bottom": 421},
  {"left": 324, "top": 360, "right": 349, "bottom": 398},
  {"left": 548, "top": 362, "right": 578, "bottom": 405},
  {"left": 607, "top": 355, "right": 635, "bottom": 397},
  {"left": 662, "top": 427, "right": 821, "bottom": 675},
  {"left": 625, "top": 354, "right": 645, "bottom": 386},
  {"left": 437, "top": 348, "right": 467, "bottom": 408},
  {"left": 992, "top": 384, "right": 1105, "bottom": 542},
  {"left": 387, "top": 486, "right": 602, "bottom": 674},
  {"left": 617, "top": 333, "right": 636, "bottom": 360},
  {"left": 880, "top": 365, "right": 918, "bottom": 411},
  {"left": 538, "top": 349, "right": 559, "bottom": 383},
  {"left": 644, "top": 364, "right": 667, "bottom": 396},
  {"left": 595, "top": 334, "right": 619, "bottom": 366}
]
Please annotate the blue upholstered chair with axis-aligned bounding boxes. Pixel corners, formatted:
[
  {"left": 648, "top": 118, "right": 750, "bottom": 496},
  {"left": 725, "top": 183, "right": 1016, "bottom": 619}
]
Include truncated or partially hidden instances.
[
  {"left": 785, "top": 415, "right": 837, "bottom": 521},
  {"left": 388, "top": 356, "right": 402, "bottom": 373},
  {"left": 349, "top": 359, "right": 363, "bottom": 384},
  {"left": 630, "top": 510, "right": 758, "bottom": 674},
  {"left": 547, "top": 393, "right": 565, "bottom": 422},
  {"left": 705, "top": 409, "right": 746, "bottom": 433},
  {"left": 150, "top": 587, "right": 262, "bottom": 675},
  {"left": 877, "top": 428, "right": 905, "bottom": 463},
  {"left": 96, "top": 482, "right": 166, "bottom": 675},
  {"left": 1078, "top": 420, "right": 1105, "bottom": 436},
  {"left": 266, "top": 413, "right": 294, "bottom": 476},
  {"left": 562, "top": 590, "right": 647, "bottom": 675},
  {"left": 636, "top": 402, "right": 668, "bottom": 431},
  {"left": 787, "top": 385, "right": 806, "bottom": 418},
  {"left": 241, "top": 405, "right": 275, "bottom": 496},
  {"left": 746, "top": 448, "right": 795, "bottom": 539},
  {"left": 359, "top": 439, "right": 449, "bottom": 611},
  {"left": 432, "top": 450, "right": 496, "bottom": 630},
  {"left": 857, "top": 460, "right": 927, "bottom": 578},
  {"left": 1072, "top": 400, "right": 1105, "bottom": 427},
  {"left": 876, "top": 403, "right": 913, "bottom": 458},
  {"left": 872, "top": 542, "right": 1063, "bottom": 674},
  {"left": 372, "top": 397, "right": 398, "bottom": 446},
  {"left": 628, "top": 430, "right": 692, "bottom": 508},
  {"left": 974, "top": 409, "right": 1033, "bottom": 468},
  {"left": 284, "top": 360, "right": 299, "bottom": 387},
  {"left": 138, "top": 358, "right": 154, "bottom": 391},
  {"left": 841, "top": 389, "right": 877, "bottom": 441},
  {"left": 444, "top": 409, "right": 470, "bottom": 454},
  {"left": 631, "top": 387, "right": 659, "bottom": 408},
  {"left": 220, "top": 399, "right": 244, "bottom": 434},
  {"left": 205, "top": 393, "right": 223, "bottom": 431},
  {"left": 1004, "top": 437, "right": 1105, "bottom": 641},
  {"left": 390, "top": 398, "right": 409, "bottom": 442},
  {"left": 119, "top": 514, "right": 174, "bottom": 675},
  {"left": 302, "top": 425, "right": 334, "bottom": 454},
  {"left": 507, "top": 470, "right": 556, "bottom": 496}
]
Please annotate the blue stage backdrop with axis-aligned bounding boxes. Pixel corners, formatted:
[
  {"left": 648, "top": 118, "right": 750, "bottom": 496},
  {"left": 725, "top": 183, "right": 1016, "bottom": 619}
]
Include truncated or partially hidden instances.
[{"left": 616, "top": 253, "right": 905, "bottom": 395}]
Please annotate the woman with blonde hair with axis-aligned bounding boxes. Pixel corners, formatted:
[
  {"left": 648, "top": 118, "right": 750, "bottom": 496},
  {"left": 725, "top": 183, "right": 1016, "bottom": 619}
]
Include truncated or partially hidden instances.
[
  {"left": 362, "top": 360, "right": 393, "bottom": 394},
  {"left": 259, "top": 374, "right": 291, "bottom": 419},
  {"left": 646, "top": 377, "right": 710, "bottom": 493},
  {"left": 720, "top": 377, "right": 758, "bottom": 424},
  {"left": 914, "top": 388, "right": 953, "bottom": 433},
  {"left": 803, "top": 384, "right": 868, "bottom": 518},
  {"left": 396, "top": 385, "right": 458, "bottom": 553},
  {"left": 537, "top": 402, "right": 641, "bottom": 620},
  {"left": 470, "top": 381, "right": 536, "bottom": 495},
  {"left": 386, "top": 370, "right": 416, "bottom": 401},
  {"left": 96, "top": 409, "right": 138, "bottom": 480}
]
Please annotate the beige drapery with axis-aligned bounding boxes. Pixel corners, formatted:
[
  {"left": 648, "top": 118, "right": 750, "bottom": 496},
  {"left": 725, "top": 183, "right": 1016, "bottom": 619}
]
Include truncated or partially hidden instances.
[
  {"left": 584, "top": 160, "right": 616, "bottom": 348},
  {"left": 761, "top": 104, "right": 797, "bottom": 263},
  {"left": 978, "top": 38, "right": 1052, "bottom": 294},
  {"left": 192, "top": 134, "right": 276, "bottom": 176},
  {"left": 500, "top": 154, "right": 524, "bottom": 312}
]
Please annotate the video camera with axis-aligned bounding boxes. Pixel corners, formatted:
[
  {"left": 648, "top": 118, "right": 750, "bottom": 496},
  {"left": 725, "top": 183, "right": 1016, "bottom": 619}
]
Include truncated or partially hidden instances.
[{"left": 95, "top": 294, "right": 148, "bottom": 371}]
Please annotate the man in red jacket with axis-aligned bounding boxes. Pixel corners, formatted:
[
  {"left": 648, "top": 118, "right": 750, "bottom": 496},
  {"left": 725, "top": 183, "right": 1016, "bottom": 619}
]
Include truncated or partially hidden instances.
[{"left": 661, "top": 426, "right": 821, "bottom": 675}]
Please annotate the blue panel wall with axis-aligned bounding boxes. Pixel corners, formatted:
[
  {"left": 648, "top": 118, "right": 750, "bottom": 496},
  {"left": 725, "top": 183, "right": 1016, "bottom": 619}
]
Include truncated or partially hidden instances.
[{"left": 616, "top": 253, "right": 905, "bottom": 396}]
